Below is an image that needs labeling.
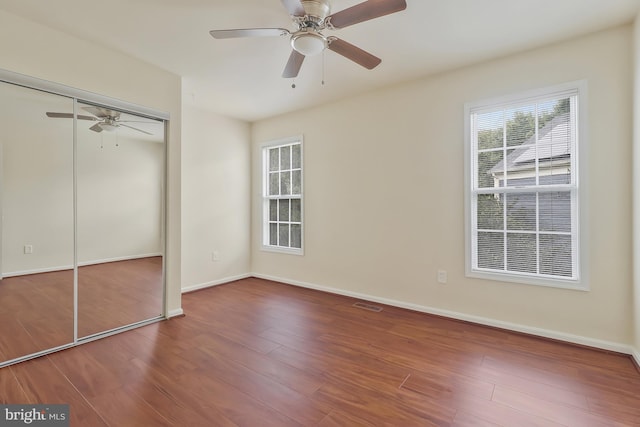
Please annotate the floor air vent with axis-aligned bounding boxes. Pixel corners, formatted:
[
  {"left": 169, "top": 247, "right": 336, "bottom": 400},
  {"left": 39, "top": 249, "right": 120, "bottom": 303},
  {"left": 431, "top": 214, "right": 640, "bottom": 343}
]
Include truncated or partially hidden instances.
[{"left": 352, "top": 302, "right": 383, "bottom": 312}]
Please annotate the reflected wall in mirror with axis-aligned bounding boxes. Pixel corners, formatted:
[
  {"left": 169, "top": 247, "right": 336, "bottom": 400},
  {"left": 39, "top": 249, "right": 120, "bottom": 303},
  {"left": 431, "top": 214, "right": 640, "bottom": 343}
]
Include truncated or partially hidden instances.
[
  {"left": 0, "top": 82, "right": 74, "bottom": 362},
  {"left": 75, "top": 102, "right": 164, "bottom": 337}
]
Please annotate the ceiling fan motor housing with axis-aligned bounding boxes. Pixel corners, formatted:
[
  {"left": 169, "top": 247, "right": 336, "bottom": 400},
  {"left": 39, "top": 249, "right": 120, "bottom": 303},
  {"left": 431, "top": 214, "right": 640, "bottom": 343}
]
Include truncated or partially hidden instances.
[
  {"left": 300, "top": 0, "right": 331, "bottom": 24},
  {"left": 290, "top": 0, "right": 331, "bottom": 56}
]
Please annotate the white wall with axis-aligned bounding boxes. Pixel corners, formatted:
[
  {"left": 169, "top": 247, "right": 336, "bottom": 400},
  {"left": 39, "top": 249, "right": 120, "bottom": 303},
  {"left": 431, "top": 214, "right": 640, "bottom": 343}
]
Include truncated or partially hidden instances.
[
  {"left": 252, "top": 25, "right": 634, "bottom": 348},
  {"left": 77, "top": 130, "right": 164, "bottom": 264},
  {"left": 181, "top": 103, "right": 251, "bottom": 291},
  {"left": 0, "top": 85, "right": 74, "bottom": 274},
  {"left": 0, "top": 9, "right": 182, "bottom": 315}
]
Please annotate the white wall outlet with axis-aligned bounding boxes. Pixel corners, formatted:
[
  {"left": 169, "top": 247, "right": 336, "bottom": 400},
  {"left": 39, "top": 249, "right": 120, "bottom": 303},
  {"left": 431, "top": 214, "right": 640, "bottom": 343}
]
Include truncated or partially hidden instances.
[
  {"left": 24, "top": 245, "right": 34, "bottom": 254},
  {"left": 437, "top": 269, "right": 447, "bottom": 284},
  {"left": 212, "top": 251, "right": 220, "bottom": 262}
]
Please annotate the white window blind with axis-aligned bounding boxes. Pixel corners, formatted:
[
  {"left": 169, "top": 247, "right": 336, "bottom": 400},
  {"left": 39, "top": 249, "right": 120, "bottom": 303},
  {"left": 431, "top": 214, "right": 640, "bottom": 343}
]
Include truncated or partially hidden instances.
[
  {"left": 467, "top": 85, "right": 583, "bottom": 288},
  {"left": 262, "top": 137, "right": 303, "bottom": 254}
]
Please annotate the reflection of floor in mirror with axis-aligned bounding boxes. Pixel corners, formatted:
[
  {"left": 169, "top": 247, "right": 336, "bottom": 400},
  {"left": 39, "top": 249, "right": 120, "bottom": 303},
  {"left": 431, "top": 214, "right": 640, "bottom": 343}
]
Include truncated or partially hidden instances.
[
  {"left": 0, "top": 270, "right": 74, "bottom": 362},
  {"left": 78, "top": 256, "right": 163, "bottom": 338},
  {"left": 0, "top": 256, "right": 163, "bottom": 363}
]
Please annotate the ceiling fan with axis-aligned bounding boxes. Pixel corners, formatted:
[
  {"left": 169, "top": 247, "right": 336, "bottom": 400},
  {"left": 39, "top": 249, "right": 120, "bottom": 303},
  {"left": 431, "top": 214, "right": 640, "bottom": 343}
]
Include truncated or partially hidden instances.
[
  {"left": 46, "top": 106, "right": 153, "bottom": 135},
  {"left": 209, "top": 0, "right": 407, "bottom": 78}
]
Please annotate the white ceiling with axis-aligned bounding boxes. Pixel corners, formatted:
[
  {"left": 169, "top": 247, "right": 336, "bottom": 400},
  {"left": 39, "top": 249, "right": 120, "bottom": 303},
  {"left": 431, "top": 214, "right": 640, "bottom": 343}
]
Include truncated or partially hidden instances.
[{"left": 1, "top": 0, "right": 639, "bottom": 122}]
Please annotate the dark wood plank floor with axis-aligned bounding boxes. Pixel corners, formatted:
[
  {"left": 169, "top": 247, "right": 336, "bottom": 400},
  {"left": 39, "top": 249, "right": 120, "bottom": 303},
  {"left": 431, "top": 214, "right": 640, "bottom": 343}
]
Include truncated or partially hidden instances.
[{"left": 2, "top": 277, "right": 639, "bottom": 426}]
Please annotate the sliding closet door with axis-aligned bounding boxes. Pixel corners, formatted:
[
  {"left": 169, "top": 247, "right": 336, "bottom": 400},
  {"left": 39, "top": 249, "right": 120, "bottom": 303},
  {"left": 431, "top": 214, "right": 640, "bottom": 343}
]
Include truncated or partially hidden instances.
[
  {"left": 0, "top": 82, "right": 74, "bottom": 363},
  {"left": 76, "top": 102, "right": 165, "bottom": 338}
]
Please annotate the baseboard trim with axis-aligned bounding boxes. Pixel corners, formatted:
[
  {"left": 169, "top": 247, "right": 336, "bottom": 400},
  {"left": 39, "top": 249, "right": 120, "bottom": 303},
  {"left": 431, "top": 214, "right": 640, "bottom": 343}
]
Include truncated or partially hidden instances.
[
  {"left": 78, "top": 253, "right": 162, "bottom": 267},
  {"left": 3, "top": 264, "right": 74, "bottom": 278},
  {"left": 632, "top": 347, "right": 640, "bottom": 371},
  {"left": 252, "top": 273, "right": 633, "bottom": 356},
  {"left": 182, "top": 273, "right": 252, "bottom": 294},
  {"left": 3, "top": 253, "right": 162, "bottom": 278},
  {"left": 167, "top": 308, "right": 184, "bottom": 318}
]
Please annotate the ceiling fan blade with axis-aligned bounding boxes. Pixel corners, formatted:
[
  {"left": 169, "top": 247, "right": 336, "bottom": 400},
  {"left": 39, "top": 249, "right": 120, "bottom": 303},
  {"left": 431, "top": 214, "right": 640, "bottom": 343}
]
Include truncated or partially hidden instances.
[
  {"left": 118, "top": 120, "right": 159, "bottom": 124},
  {"left": 282, "top": 50, "right": 305, "bottom": 78},
  {"left": 209, "top": 28, "right": 290, "bottom": 39},
  {"left": 46, "top": 112, "right": 97, "bottom": 121},
  {"left": 89, "top": 123, "right": 104, "bottom": 133},
  {"left": 119, "top": 123, "right": 154, "bottom": 135},
  {"left": 82, "top": 106, "right": 119, "bottom": 119},
  {"left": 327, "top": 38, "right": 381, "bottom": 70},
  {"left": 328, "top": 0, "right": 407, "bottom": 29},
  {"left": 281, "top": 0, "right": 305, "bottom": 16}
]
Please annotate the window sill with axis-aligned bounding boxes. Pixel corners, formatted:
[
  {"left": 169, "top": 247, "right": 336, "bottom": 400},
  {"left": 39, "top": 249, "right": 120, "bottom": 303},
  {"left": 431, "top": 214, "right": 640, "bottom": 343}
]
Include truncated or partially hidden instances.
[
  {"left": 466, "top": 269, "right": 588, "bottom": 291},
  {"left": 261, "top": 245, "right": 304, "bottom": 256}
]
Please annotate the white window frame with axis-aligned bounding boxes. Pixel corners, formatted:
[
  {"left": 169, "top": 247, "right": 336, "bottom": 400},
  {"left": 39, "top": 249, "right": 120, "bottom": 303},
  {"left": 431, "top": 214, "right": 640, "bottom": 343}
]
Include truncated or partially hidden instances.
[
  {"left": 464, "top": 81, "right": 589, "bottom": 290},
  {"left": 261, "top": 136, "right": 304, "bottom": 255}
]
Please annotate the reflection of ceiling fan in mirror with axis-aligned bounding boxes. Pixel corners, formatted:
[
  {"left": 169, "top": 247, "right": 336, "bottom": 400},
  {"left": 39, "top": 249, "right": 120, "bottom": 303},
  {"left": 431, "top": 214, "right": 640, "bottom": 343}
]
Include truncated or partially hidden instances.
[
  {"left": 209, "top": 0, "right": 407, "bottom": 78},
  {"left": 46, "top": 106, "right": 153, "bottom": 135}
]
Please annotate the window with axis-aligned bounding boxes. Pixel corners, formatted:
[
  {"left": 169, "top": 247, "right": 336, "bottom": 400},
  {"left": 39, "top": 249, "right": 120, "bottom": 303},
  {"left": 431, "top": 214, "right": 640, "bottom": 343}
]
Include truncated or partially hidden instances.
[
  {"left": 262, "top": 137, "right": 303, "bottom": 254},
  {"left": 465, "top": 82, "right": 586, "bottom": 289}
]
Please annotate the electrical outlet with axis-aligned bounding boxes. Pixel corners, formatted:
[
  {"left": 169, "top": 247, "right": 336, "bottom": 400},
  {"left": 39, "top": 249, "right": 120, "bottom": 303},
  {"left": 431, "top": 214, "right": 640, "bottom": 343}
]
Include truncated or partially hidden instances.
[
  {"left": 24, "top": 245, "right": 33, "bottom": 254},
  {"left": 437, "top": 269, "right": 447, "bottom": 284},
  {"left": 212, "top": 251, "right": 220, "bottom": 262}
]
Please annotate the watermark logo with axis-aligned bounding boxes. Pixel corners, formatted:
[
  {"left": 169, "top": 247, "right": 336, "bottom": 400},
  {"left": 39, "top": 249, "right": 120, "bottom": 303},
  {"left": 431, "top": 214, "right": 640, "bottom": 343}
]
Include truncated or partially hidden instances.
[{"left": 0, "top": 405, "right": 68, "bottom": 426}]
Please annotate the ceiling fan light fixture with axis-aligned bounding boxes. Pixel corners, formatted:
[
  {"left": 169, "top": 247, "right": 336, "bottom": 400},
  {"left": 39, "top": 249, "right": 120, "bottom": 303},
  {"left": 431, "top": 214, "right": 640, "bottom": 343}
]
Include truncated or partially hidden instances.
[
  {"left": 99, "top": 122, "right": 118, "bottom": 132},
  {"left": 291, "top": 32, "right": 326, "bottom": 56}
]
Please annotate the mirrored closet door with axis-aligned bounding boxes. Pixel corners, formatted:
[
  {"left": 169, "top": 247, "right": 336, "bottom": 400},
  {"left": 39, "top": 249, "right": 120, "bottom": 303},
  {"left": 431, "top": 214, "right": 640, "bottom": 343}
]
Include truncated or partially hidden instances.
[
  {"left": 0, "top": 83, "right": 75, "bottom": 362},
  {"left": 76, "top": 102, "right": 165, "bottom": 338},
  {"left": 0, "top": 73, "right": 167, "bottom": 366}
]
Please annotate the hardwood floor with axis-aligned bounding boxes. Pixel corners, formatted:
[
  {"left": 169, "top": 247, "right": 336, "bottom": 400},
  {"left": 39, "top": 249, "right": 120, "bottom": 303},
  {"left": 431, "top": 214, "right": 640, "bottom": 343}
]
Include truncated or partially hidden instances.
[{"left": 2, "top": 277, "right": 639, "bottom": 426}]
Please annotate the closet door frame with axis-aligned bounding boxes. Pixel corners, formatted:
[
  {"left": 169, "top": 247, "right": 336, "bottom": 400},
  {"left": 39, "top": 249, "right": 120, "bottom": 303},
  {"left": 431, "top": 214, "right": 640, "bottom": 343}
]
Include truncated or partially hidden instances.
[{"left": 0, "top": 68, "right": 169, "bottom": 367}]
